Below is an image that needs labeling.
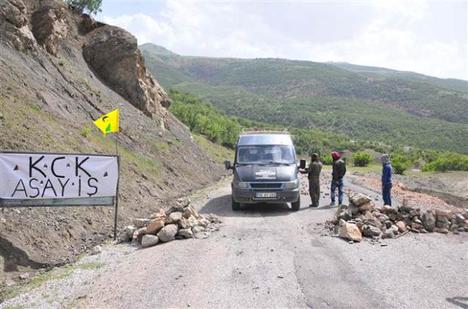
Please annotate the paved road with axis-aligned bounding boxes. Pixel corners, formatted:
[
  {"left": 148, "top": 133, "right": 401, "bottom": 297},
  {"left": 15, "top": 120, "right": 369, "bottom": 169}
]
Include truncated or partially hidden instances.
[
  {"left": 74, "top": 179, "right": 467, "bottom": 309},
  {"left": 2, "top": 178, "right": 467, "bottom": 308}
]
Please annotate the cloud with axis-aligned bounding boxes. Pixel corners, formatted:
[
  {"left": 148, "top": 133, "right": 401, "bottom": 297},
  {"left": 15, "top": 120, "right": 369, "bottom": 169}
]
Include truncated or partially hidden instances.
[{"left": 101, "top": 0, "right": 467, "bottom": 80}]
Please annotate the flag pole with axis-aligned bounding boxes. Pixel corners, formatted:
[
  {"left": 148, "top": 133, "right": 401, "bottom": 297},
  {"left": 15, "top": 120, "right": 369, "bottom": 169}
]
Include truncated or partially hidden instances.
[{"left": 113, "top": 126, "right": 120, "bottom": 241}]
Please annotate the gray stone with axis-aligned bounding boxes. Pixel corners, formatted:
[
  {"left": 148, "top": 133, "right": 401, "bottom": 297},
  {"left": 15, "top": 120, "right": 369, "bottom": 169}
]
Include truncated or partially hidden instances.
[
  {"left": 434, "top": 227, "right": 449, "bottom": 234},
  {"left": 90, "top": 245, "right": 102, "bottom": 255},
  {"left": 141, "top": 235, "right": 159, "bottom": 248},
  {"left": 176, "top": 197, "right": 191, "bottom": 208},
  {"left": 336, "top": 207, "right": 352, "bottom": 221},
  {"left": 455, "top": 214, "right": 465, "bottom": 225},
  {"left": 157, "top": 224, "right": 178, "bottom": 242},
  {"left": 198, "top": 218, "right": 210, "bottom": 228},
  {"left": 382, "top": 229, "right": 395, "bottom": 239},
  {"left": 178, "top": 228, "right": 194, "bottom": 239},
  {"left": 362, "top": 225, "right": 382, "bottom": 238},
  {"left": 119, "top": 225, "right": 137, "bottom": 242},
  {"left": 436, "top": 218, "right": 450, "bottom": 229},
  {"left": 192, "top": 225, "right": 205, "bottom": 234},
  {"left": 349, "top": 193, "right": 372, "bottom": 207},
  {"left": 132, "top": 218, "right": 151, "bottom": 228},
  {"left": 133, "top": 227, "right": 147, "bottom": 243},
  {"left": 421, "top": 211, "right": 436, "bottom": 232},
  {"left": 167, "top": 212, "right": 183, "bottom": 224}
]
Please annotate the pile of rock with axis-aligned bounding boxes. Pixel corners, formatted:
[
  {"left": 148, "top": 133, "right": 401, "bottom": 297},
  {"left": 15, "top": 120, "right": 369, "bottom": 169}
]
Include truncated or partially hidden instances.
[
  {"left": 118, "top": 198, "right": 221, "bottom": 248},
  {"left": 330, "top": 193, "right": 468, "bottom": 243}
]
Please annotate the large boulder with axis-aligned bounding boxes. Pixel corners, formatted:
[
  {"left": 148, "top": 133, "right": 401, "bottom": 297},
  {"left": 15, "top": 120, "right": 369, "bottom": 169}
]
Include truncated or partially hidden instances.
[
  {"left": 358, "top": 202, "right": 374, "bottom": 213},
  {"left": 83, "top": 25, "right": 171, "bottom": 118},
  {"left": 167, "top": 212, "right": 183, "bottom": 224},
  {"left": 183, "top": 205, "right": 201, "bottom": 220},
  {"left": 396, "top": 221, "right": 407, "bottom": 233},
  {"left": 361, "top": 225, "right": 381, "bottom": 238},
  {"left": 141, "top": 235, "right": 159, "bottom": 248},
  {"left": 145, "top": 219, "right": 164, "bottom": 235},
  {"left": 421, "top": 211, "right": 436, "bottom": 232},
  {"left": 118, "top": 225, "right": 137, "bottom": 242},
  {"left": 349, "top": 193, "right": 372, "bottom": 207},
  {"left": 149, "top": 209, "right": 166, "bottom": 221},
  {"left": 157, "top": 224, "right": 178, "bottom": 243},
  {"left": 336, "top": 205, "right": 352, "bottom": 221},
  {"left": 177, "top": 228, "right": 193, "bottom": 239},
  {"left": 435, "top": 210, "right": 451, "bottom": 229},
  {"left": 338, "top": 221, "right": 362, "bottom": 242}
]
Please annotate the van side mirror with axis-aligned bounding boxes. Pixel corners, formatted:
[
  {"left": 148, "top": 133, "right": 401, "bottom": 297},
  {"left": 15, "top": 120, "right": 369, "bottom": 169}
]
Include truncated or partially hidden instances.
[
  {"left": 224, "top": 160, "right": 232, "bottom": 170},
  {"left": 299, "top": 160, "right": 306, "bottom": 169}
]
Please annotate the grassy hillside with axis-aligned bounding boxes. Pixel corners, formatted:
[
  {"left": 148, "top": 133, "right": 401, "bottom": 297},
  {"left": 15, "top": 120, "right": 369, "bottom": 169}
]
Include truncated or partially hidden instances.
[
  {"left": 168, "top": 90, "right": 389, "bottom": 156},
  {"left": 141, "top": 43, "right": 468, "bottom": 154}
]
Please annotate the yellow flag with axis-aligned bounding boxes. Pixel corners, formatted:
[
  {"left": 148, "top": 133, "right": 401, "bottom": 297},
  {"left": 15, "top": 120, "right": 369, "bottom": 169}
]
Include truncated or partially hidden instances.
[{"left": 93, "top": 109, "right": 119, "bottom": 135}]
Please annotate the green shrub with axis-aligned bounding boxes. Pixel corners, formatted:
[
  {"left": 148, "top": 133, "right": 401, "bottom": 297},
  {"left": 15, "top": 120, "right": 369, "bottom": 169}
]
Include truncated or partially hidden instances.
[
  {"left": 65, "top": 0, "right": 102, "bottom": 14},
  {"left": 169, "top": 90, "right": 241, "bottom": 148},
  {"left": 80, "top": 126, "right": 91, "bottom": 138},
  {"left": 352, "top": 152, "right": 371, "bottom": 167},
  {"left": 422, "top": 152, "right": 468, "bottom": 172},
  {"left": 392, "top": 155, "right": 410, "bottom": 174},
  {"left": 322, "top": 154, "right": 333, "bottom": 165}
]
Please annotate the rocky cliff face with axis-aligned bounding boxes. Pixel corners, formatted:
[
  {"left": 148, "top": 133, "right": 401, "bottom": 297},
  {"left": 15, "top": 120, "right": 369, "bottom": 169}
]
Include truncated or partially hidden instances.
[
  {"left": 83, "top": 26, "right": 171, "bottom": 118},
  {"left": 0, "top": 0, "right": 224, "bottom": 278},
  {"left": 1, "top": 0, "right": 170, "bottom": 119}
]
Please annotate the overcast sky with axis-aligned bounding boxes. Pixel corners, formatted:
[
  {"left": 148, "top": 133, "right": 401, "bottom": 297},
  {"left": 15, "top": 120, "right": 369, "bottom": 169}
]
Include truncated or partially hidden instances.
[{"left": 98, "top": 0, "right": 468, "bottom": 80}]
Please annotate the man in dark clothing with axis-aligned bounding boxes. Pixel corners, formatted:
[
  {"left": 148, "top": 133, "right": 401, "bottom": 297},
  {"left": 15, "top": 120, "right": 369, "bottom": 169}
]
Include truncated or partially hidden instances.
[
  {"left": 300, "top": 153, "right": 323, "bottom": 207},
  {"left": 381, "top": 154, "right": 393, "bottom": 206},
  {"left": 331, "top": 151, "right": 346, "bottom": 206}
]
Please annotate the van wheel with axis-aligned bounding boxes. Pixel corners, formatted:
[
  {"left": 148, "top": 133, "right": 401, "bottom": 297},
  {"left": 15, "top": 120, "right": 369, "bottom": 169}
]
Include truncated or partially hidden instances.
[
  {"left": 232, "top": 197, "right": 241, "bottom": 211},
  {"left": 291, "top": 197, "right": 300, "bottom": 211}
]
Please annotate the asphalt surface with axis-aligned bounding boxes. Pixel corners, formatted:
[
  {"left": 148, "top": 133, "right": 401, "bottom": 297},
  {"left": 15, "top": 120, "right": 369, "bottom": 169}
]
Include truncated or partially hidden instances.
[
  {"left": 2, "top": 177, "right": 467, "bottom": 308},
  {"left": 74, "top": 178, "right": 467, "bottom": 309}
]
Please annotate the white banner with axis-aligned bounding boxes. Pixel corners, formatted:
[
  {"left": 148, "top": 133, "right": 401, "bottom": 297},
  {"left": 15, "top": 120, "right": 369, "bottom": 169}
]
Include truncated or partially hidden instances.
[{"left": 0, "top": 152, "right": 119, "bottom": 202}]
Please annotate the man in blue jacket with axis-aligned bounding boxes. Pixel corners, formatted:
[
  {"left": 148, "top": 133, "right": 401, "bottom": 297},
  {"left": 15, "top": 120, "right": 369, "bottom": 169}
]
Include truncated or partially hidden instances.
[{"left": 381, "top": 154, "right": 393, "bottom": 206}]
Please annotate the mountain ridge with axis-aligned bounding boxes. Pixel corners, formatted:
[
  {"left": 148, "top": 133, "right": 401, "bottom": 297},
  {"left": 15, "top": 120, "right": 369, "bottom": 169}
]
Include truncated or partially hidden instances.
[{"left": 141, "top": 43, "right": 468, "bottom": 153}]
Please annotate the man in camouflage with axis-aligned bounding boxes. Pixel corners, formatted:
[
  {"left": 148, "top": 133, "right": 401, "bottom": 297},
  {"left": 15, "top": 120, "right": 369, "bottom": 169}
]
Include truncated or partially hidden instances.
[{"left": 301, "top": 153, "right": 323, "bottom": 207}]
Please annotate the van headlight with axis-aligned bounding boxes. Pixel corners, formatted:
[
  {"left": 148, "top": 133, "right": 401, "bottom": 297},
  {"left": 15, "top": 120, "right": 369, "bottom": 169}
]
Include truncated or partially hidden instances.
[
  {"left": 235, "top": 182, "right": 249, "bottom": 189},
  {"left": 285, "top": 179, "right": 299, "bottom": 189}
]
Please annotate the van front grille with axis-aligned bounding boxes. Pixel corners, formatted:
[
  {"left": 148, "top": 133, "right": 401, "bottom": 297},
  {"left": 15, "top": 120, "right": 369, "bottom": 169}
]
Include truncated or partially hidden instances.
[{"left": 250, "top": 183, "right": 282, "bottom": 189}]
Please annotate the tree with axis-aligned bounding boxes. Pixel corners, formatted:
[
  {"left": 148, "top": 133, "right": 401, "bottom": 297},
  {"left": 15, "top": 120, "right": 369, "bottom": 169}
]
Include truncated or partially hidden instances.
[
  {"left": 392, "top": 155, "right": 410, "bottom": 175},
  {"left": 65, "top": 0, "right": 103, "bottom": 15},
  {"left": 352, "top": 152, "right": 371, "bottom": 167}
]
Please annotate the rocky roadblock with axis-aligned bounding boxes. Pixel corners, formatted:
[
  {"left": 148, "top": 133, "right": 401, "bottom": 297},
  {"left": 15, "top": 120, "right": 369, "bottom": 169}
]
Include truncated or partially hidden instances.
[
  {"left": 330, "top": 193, "right": 468, "bottom": 243},
  {"left": 118, "top": 198, "right": 222, "bottom": 248}
]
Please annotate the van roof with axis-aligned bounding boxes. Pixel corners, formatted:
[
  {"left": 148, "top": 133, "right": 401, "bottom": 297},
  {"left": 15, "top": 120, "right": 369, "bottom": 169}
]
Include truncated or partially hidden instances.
[{"left": 238, "top": 134, "right": 293, "bottom": 146}]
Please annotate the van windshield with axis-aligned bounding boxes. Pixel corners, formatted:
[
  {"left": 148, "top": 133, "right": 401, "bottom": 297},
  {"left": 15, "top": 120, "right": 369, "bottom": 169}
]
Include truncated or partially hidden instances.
[{"left": 237, "top": 145, "right": 295, "bottom": 165}]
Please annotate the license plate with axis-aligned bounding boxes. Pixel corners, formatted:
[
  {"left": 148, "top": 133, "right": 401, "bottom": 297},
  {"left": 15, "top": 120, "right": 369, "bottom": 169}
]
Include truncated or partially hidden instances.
[{"left": 255, "top": 192, "right": 277, "bottom": 198}]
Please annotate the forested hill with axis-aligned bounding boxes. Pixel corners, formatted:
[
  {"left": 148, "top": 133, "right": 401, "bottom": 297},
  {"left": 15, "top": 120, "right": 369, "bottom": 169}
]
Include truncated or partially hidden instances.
[{"left": 141, "top": 43, "right": 468, "bottom": 153}]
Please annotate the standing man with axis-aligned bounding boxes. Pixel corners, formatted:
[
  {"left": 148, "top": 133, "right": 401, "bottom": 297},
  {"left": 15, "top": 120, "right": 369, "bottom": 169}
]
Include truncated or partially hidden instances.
[
  {"left": 301, "top": 153, "right": 323, "bottom": 207},
  {"left": 331, "top": 151, "right": 346, "bottom": 206},
  {"left": 381, "top": 154, "right": 393, "bottom": 206}
]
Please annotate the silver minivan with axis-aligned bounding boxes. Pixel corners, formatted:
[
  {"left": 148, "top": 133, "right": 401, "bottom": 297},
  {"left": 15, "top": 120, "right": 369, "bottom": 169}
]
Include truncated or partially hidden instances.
[{"left": 225, "top": 132, "right": 305, "bottom": 211}]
